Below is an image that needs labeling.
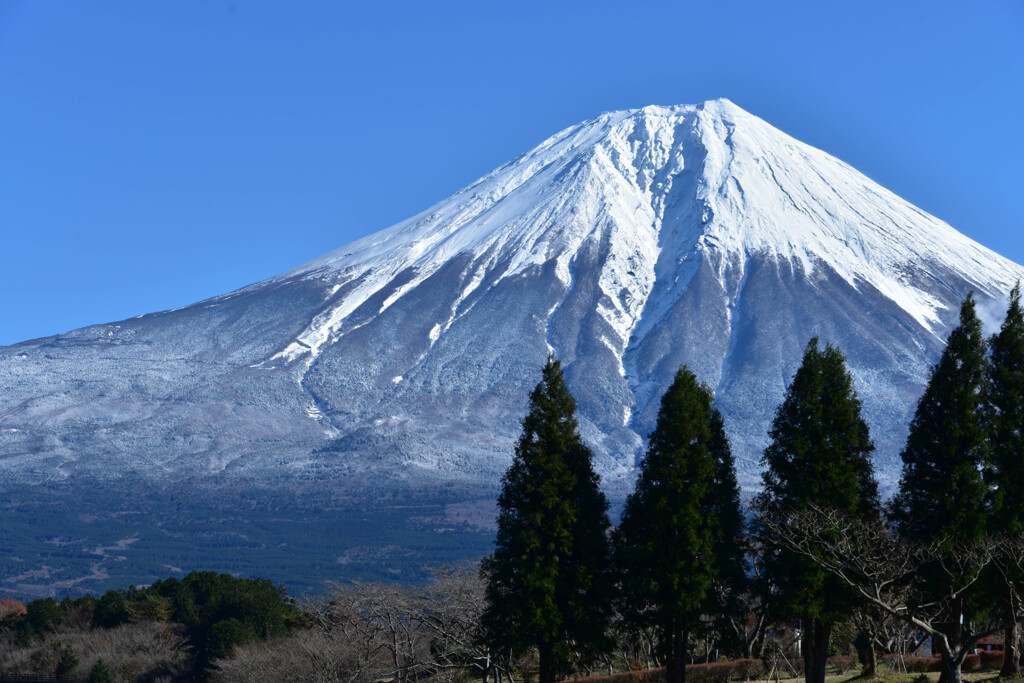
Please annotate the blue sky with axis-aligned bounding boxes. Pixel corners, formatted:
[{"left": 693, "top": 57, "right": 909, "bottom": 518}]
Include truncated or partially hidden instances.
[{"left": 2, "top": 1, "right": 1022, "bottom": 345}]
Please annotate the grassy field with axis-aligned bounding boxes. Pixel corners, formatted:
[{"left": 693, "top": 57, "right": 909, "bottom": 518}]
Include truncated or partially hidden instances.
[
  {"left": 823, "top": 673, "right": 1005, "bottom": 683},
  {"left": 574, "top": 660, "right": 1016, "bottom": 683}
]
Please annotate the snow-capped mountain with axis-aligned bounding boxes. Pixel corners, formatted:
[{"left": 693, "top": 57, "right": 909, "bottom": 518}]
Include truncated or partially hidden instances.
[{"left": 2, "top": 99, "right": 1022, "bottom": 496}]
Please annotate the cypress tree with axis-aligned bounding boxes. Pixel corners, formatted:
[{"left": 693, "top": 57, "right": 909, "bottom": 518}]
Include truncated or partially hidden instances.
[
  {"left": 890, "top": 293, "right": 989, "bottom": 542},
  {"left": 984, "top": 283, "right": 1024, "bottom": 676},
  {"left": 889, "top": 294, "right": 989, "bottom": 683},
  {"left": 704, "top": 409, "right": 749, "bottom": 638},
  {"left": 615, "top": 368, "right": 745, "bottom": 683},
  {"left": 986, "top": 283, "right": 1024, "bottom": 533},
  {"left": 755, "top": 338, "right": 878, "bottom": 683},
  {"left": 482, "top": 356, "right": 611, "bottom": 683}
]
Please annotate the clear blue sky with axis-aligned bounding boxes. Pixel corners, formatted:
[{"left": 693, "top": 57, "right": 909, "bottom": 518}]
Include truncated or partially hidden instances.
[{"left": 2, "top": 1, "right": 1022, "bottom": 346}]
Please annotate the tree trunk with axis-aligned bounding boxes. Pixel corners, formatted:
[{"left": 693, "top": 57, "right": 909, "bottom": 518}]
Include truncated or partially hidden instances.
[
  {"left": 802, "top": 614, "right": 812, "bottom": 683},
  {"left": 857, "top": 628, "right": 877, "bottom": 677},
  {"left": 539, "top": 642, "right": 555, "bottom": 683},
  {"left": 938, "top": 596, "right": 964, "bottom": 683},
  {"left": 745, "top": 619, "right": 767, "bottom": 660},
  {"left": 942, "top": 652, "right": 964, "bottom": 683},
  {"left": 814, "top": 620, "right": 831, "bottom": 683},
  {"left": 666, "top": 623, "right": 686, "bottom": 683},
  {"left": 863, "top": 642, "right": 877, "bottom": 677},
  {"left": 936, "top": 636, "right": 950, "bottom": 683},
  {"left": 803, "top": 618, "right": 831, "bottom": 683},
  {"left": 1001, "top": 609, "right": 1021, "bottom": 676}
]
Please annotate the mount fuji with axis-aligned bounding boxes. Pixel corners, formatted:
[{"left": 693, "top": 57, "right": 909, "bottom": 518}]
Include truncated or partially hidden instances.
[{"left": 2, "top": 99, "right": 1022, "bottom": 594}]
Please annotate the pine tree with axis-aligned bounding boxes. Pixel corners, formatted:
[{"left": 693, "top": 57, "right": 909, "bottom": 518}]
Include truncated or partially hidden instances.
[
  {"left": 482, "top": 356, "right": 611, "bottom": 683},
  {"left": 615, "top": 368, "right": 745, "bottom": 683},
  {"left": 984, "top": 282, "right": 1024, "bottom": 676},
  {"left": 889, "top": 294, "right": 989, "bottom": 683},
  {"left": 755, "top": 338, "right": 878, "bottom": 683}
]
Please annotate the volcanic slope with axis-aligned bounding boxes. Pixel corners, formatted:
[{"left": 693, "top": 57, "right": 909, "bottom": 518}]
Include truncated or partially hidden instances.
[{"left": 3, "top": 98, "right": 1022, "bottom": 499}]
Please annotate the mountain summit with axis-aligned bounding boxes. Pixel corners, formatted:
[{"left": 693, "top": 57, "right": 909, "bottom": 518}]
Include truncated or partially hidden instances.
[{"left": 2, "top": 100, "right": 1022, "bottom": 495}]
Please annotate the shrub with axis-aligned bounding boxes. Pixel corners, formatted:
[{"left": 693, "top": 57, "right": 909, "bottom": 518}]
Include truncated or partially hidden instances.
[
  {"left": 687, "top": 661, "right": 736, "bottom": 683},
  {"left": 731, "top": 659, "right": 767, "bottom": 680},
  {"left": 54, "top": 641, "right": 79, "bottom": 679},
  {"left": 829, "top": 622, "right": 858, "bottom": 657},
  {"left": 204, "top": 617, "right": 254, "bottom": 664},
  {"left": 904, "top": 655, "right": 942, "bottom": 673},
  {"left": 0, "top": 597, "right": 27, "bottom": 620},
  {"left": 765, "top": 655, "right": 804, "bottom": 677},
  {"left": 977, "top": 650, "right": 1003, "bottom": 670},
  {"left": 87, "top": 657, "right": 115, "bottom": 683},
  {"left": 569, "top": 667, "right": 667, "bottom": 683},
  {"left": 569, "top": 661, "right": 775, "bottom": 683},
  {"left": 828, "top": 655, "right": 856, "bottom": 675}
]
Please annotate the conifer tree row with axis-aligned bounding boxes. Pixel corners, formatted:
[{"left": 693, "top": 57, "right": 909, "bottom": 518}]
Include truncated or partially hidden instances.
[{"left": 481, "top": 284, "right": 1024, "bottom": 683}]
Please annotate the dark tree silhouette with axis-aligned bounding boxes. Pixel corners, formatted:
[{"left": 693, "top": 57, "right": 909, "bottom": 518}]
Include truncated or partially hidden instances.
[
  {"left": 615, "top": 368, "right": 745, "bottom": 683},
  {"left": 890, "top": 294, "right": 989, "bottom": 683},
  {"left": 984, "top": 283, "right": 1024, "bottom": 675},
  {"left": 755, "top": 338, "right": 878, "bottom": 683},
  {"left": 482, "top": 356, "right": 611, "bottom": 683}
]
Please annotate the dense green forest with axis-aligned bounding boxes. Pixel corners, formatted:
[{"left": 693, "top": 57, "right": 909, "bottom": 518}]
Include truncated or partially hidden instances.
[{"left": 3, "top": 287, "right": 1024, "bottom": 683}]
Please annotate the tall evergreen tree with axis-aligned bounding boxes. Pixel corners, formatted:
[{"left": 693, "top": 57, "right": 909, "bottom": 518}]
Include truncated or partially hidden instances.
[
  {"left": 890, "top": 293, "right": 989, "bottom": 541},
  {"left": 986, "top": 283, "right": 1024, "bottom": 532},
  {"left": 984, "top": 282, "right": 1024, "bottom": 676},
  {"left": 755, "top": 338, "right": 878, "bottom": 683},
  {"left": 615, "top": 368, "right": 745, "bottom": 683},
  {"left": 482, "top": 356, "right": 611, "bottom": 683},
  {"left": 703, "top": 408, "right": 749, "bottom": 638},
  {"left": 889, "top": 294, "right": 989, "bottom": 683}
]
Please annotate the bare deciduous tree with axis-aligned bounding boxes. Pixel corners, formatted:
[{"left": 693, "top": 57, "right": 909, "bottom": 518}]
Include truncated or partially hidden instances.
[
  {"left": 218, "top": 564, "right": 507, "bottom": 683},
  {"left": 758, "top": 504, "right": 1024, "bottom": 683},
  {"left": 417, "top": 564, "right": 506, "bottom": 683},
  {"left": 724, "top": 540, "right": 771, "bottom": 661},
  {"left": 315, "top": 581, "right": 433, "bottom": 683}
]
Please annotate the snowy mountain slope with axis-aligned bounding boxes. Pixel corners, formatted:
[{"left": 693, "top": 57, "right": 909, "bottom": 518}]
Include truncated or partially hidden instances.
[
  {"left": 277, "top": 100, "right": 1012, "bottom": 355},
  {"left": 2, "top": 99, "right": 1022, "bottom": 498}
]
